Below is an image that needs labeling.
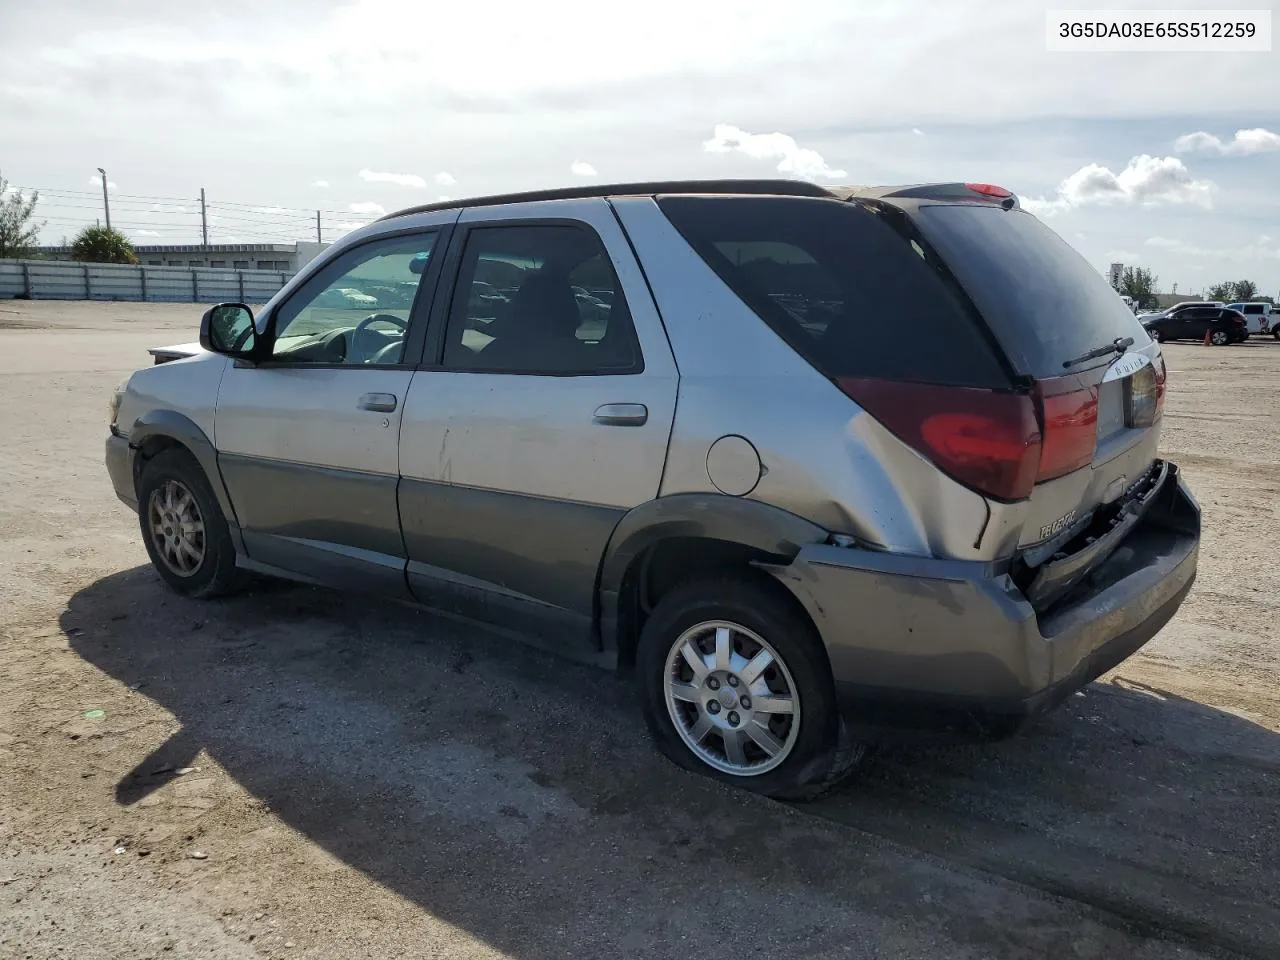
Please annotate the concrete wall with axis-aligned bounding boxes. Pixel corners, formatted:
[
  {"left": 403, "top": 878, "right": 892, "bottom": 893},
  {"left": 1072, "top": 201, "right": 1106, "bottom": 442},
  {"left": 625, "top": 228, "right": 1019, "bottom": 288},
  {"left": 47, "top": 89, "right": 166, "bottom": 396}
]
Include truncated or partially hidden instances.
[{"left": 0, "top": 259, "right": 294, "bottom": 303}]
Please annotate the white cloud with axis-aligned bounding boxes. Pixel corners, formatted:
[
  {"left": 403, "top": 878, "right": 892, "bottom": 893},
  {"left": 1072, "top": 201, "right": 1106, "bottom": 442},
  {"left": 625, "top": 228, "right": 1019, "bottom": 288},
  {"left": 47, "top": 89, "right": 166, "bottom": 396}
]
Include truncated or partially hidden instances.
[
  {"left": 252, "top": 206, "right": 290, "bottom": 214},
  {"left": 1145, "top": 235, "right": 1280, "bottom": 261},
  {"left": 1105, "top": 250, "right": 1140, "bottom": 263},
  {"left": 348, "top": 201, "right": 386, "bottom": 216},
  {"left": 148, "top": 203, "right": 190, "bottom": 215},
  {"left": 358, "top": 168, "right": 427, "bottom": 188},
  {"left": 1173, "top": 127, "right": 1280, "bottom": 157},
  {"left": 1023, "top": 155, "right": 1215, "bottom": 218},
  {"left": 132, "top": 229, "right": 161, "bottom": 237},
  {"left": 88, "top": 175, "right": 118, "bottom": 190},
  {"left": 570, "top": 160, "right": 597, "bottom": 177},
  {"left": 435, "top": 172, "right": 456, "bottom": 186},
  {"left": 312, "top": 179, "right": 330, "bottom": 188},
  {"left": 703, "top": 123, "right": 847, "bottom": 182},
  {"left": 437, "top": 195, "right": 451, "bottom": 202},
  {"left": 911, "top": 128, "right": 925, "bottom": 136}
]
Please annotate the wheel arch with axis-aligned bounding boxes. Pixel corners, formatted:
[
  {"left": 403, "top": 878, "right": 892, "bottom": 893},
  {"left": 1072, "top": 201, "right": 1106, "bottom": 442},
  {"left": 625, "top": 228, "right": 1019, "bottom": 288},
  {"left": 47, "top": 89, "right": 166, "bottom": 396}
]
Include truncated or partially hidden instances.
[
  {"left": 129, "top": 410, "right": 241, "bottom": 538},
  {"left": 596, "top": 494, "right": 830, "bottom": 670}
]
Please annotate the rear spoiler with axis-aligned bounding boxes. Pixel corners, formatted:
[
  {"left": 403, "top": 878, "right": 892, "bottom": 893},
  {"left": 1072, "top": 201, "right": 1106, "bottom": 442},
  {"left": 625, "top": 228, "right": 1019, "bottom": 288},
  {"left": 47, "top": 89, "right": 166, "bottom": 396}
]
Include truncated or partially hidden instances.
[
  {"left": 828, "top": 182, "right": 1021, "bottom": 210},
  {"left": 148, "top": 341, "right": 205, "bottom": 365}
]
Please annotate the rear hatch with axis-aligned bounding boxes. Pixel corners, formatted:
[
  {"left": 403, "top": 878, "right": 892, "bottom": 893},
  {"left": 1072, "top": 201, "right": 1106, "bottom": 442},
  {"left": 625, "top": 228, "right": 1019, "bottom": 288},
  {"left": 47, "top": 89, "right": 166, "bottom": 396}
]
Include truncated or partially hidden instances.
[
  {"left": 657, "top": 187, "right": 1167, "bottom": 610},
  {"left": 907, "top": 199, "right": 1166, "bottom": 555}
]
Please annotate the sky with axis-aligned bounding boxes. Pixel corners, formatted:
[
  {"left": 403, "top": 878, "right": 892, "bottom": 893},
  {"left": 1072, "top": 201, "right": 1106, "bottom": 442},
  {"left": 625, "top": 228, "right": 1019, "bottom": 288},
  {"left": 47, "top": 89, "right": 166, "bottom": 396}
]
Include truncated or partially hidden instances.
[{"left": 2, "top": 0, "right": 1278, "bottom": 296}]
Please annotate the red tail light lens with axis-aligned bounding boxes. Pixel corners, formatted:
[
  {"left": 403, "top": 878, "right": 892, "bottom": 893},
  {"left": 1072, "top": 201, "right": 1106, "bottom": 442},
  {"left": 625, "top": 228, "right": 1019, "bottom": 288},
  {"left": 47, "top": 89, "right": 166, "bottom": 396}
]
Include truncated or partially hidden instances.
[
  {"left": 1034, "top": 375, "right": 1099, "bottom": 482},
  {"left": 1152, "top": 353, "right": 1167, "bottom": 419},
  {"left": 837, "top": 378, "right": 1041, "bottom": 502},
  {"left": 965, "top": 183, "right": 1013, "bottom": 199}
]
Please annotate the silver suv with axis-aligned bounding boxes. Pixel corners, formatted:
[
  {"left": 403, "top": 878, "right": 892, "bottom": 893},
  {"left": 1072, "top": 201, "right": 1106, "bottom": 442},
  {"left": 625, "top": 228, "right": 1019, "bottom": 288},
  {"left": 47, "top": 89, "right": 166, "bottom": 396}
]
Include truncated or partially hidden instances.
[{"left": 105, "top": 179, "right": 1201, "bottom": 799}]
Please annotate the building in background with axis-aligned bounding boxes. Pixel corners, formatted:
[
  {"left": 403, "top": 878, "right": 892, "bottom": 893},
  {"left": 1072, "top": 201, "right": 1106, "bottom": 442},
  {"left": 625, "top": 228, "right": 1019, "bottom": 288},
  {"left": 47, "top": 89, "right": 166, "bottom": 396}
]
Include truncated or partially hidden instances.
[
  {"left": 31, "top": 241, "right": 328, "bottom": 273},
  {"left": 1108, "top": 262, "right": 1124, "bottom": 288}
]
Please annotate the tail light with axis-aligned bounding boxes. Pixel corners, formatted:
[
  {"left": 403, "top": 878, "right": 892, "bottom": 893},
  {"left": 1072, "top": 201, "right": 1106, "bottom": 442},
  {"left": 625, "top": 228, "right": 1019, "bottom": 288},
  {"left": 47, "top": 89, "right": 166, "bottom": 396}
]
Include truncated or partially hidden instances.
[
  {"left": 1152, "top": 352, "right": 1167, "bottom": 419},
  {"left": 837, "top": 373, "right": 1103, "bottom": 503},
  {"left": 837, "top": 378, "right": 1041, "bottom": 501},
  {"left": 1034, "top": 374, "right": 1099, "bottom": 481}
]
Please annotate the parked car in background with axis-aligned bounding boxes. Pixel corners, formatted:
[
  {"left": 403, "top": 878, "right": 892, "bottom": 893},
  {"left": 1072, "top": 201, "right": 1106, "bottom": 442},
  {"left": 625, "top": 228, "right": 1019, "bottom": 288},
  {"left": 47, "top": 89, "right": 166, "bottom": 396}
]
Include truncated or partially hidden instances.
[
  {"left": 105, "top": 179, "right": 1200, "bottom": 800},
  {"left": 1225, "top": 302, "right": 1277, "bottom": 338},
  {"left": 1140, "top": 300, "right": 1224, "bottom": 322},
  {"left": 1142, "top": 305, "right": 1248, "bottom": 344}
]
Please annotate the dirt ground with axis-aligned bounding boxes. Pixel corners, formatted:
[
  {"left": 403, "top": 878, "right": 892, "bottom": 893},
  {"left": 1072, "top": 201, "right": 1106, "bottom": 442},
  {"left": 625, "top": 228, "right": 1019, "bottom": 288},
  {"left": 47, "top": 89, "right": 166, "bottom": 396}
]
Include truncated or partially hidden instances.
[{"left": 1, "top": 299, "right": 1277, "bottom": 960}]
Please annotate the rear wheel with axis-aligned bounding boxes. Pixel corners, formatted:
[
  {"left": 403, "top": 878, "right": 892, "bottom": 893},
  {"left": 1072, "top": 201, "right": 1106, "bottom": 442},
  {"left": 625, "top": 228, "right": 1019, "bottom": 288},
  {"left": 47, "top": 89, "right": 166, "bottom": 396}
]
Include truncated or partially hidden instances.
[
  {"left": 137, "top": 448, "right": 244, "bottom": 598},
  {"left": 1210, "top": 329, "right": 1228, "bottom": 345},
  {"left": 636, "top": 575, "right": 867, "bottom": 800}
]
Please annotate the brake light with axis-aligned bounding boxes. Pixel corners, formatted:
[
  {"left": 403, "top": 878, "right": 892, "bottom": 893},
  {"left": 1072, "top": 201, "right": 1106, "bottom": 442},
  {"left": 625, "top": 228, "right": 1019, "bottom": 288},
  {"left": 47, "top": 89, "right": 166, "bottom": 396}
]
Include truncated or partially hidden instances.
[
  {"left": 837, "top": 378, "right": 1041, "bottom": 502},
  {"left": 965, "top": 183, "right": 1012, "bottom": 199},
  {"left": 1034, "top": 375, "right": 1099, "bottom": 482}
]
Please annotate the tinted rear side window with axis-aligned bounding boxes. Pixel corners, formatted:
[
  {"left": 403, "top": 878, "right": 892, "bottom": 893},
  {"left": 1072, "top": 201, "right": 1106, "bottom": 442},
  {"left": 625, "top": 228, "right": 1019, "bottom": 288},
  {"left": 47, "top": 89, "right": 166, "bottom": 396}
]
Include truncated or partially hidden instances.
[
  {"left": 657, "top": 196, "right": 1010, "bottom": 388},
  {"left": 913, "top": 204, "right": 1152, "bottom": 378}
]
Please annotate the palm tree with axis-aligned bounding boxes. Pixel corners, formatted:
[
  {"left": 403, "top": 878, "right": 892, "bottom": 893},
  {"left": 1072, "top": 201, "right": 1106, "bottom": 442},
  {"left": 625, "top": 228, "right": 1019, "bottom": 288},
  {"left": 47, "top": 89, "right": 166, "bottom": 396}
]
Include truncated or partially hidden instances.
[{"left": 71, "top": 225, "right": 138, "bottom": 264}]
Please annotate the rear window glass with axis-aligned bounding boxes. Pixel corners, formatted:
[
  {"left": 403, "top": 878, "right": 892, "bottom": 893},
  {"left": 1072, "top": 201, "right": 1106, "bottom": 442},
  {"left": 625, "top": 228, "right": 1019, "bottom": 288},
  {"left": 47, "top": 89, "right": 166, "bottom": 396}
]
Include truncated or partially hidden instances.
[
  {"left": 913, "top": 204, "right": 1152, "bottom": 378},
  {"left": 657, "top": 196, "right": 1009, "bottom": 388}
]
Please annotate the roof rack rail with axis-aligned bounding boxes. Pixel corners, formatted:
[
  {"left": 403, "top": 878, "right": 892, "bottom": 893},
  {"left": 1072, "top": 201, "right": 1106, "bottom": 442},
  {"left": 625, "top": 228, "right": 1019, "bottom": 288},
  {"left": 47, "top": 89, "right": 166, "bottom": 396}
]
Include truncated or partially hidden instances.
[{"left": 378, "top": 179, "right": 837, "bottom": 221}]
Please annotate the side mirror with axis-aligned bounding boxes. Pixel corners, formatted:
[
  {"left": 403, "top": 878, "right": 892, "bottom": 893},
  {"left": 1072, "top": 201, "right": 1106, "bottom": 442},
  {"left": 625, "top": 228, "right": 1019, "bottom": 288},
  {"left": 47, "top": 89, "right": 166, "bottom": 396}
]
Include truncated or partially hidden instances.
[{"left": 200, "top": 302, "right": 258, "bottom": 356}]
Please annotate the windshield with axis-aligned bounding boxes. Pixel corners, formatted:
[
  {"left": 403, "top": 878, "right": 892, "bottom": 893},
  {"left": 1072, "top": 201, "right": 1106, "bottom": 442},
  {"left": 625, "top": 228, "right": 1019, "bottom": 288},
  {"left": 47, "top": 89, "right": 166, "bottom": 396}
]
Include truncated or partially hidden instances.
[{"left": 913, "top": 204, "right": 1152, "bottom": 378}]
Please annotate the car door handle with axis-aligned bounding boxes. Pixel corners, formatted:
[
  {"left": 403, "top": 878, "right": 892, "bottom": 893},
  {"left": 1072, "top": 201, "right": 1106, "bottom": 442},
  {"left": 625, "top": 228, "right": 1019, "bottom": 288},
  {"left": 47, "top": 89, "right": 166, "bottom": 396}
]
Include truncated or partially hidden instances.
[
  {"left": 593, "top": 403, "right": 648, "bottom": 426},
  {"left": 358, "top": 392, "right": 398, "bottom": 413}
]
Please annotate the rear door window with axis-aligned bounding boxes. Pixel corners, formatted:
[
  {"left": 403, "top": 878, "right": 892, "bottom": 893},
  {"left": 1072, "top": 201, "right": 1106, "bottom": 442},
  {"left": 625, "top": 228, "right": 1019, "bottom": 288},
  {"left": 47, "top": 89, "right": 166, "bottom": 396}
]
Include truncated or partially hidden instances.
[
  {"left": 441, "top": 224, "right": 642, "bottom": 375},
  {"left": 912, "top": 204, "right": 1152, "bottom": 378},
  {"left": 656, "top": 195, "right": 1010, "bottom": 388}
]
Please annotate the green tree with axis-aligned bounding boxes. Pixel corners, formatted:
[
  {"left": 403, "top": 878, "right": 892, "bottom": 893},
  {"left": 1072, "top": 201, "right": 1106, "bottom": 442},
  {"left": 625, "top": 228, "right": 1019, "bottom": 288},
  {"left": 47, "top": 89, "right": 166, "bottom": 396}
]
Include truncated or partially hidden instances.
[
  {"left": 0, "top": 172, "right": 43, "bottom": 259},
  {"left": 1231, "top": 279, "right": 1258, "bottom": 301},
  {"left": 1205, "top": 281, "right": 1235, "bottom": 302},
  {"left": 71, "top": 225, "right": 138, "bottom": 265},
  {"left": 1117, "top": 266, "right": 1159, "bottom": 309}
]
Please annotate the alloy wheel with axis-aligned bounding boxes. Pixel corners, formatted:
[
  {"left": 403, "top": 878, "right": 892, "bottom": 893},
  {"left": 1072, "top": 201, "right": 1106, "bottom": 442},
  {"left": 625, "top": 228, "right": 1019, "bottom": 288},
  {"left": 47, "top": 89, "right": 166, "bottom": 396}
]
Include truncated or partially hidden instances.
[
  {"left": 147, "top": 479, "right": 206, "bottom": 578},
  {"left": 663, "top": 620, "right": 801, "bottom": 776}
]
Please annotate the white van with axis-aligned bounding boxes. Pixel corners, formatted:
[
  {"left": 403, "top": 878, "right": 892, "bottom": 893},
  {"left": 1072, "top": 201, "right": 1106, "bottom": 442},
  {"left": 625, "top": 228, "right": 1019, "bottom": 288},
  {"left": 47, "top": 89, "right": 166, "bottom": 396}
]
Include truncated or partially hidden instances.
[{"left": 1226, "top": 302, "right": 1277, "bottom": 337}]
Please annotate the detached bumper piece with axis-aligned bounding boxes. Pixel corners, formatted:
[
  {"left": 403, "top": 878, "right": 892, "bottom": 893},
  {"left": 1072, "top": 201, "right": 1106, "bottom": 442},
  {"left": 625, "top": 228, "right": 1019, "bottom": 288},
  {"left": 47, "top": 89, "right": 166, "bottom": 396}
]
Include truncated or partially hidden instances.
[{"left": 769, "top": 460, "right": 1200, "bottom": 741}]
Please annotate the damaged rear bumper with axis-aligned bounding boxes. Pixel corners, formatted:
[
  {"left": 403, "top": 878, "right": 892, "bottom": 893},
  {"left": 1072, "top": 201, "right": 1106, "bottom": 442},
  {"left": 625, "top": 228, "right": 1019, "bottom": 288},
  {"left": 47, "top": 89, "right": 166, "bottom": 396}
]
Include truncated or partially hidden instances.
[{"left": 767, "top": 461, "right": 1200, "bottom": 740}]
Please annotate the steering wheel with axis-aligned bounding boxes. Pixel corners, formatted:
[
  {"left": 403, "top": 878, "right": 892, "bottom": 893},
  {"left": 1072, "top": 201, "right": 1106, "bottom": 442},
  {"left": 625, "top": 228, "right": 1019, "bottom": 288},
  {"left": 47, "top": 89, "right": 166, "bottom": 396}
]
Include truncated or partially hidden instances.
[{"left": 351, "top": 313, "right": 408, "bottom": 362}]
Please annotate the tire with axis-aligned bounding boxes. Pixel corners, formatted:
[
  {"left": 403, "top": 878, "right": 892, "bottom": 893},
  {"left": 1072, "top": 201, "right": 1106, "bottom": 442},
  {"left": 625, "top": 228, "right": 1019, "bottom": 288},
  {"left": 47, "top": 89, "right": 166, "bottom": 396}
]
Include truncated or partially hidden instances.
[
  {"left": 136, "top": 447, "right": 244, "bottom": 599},
  {"left": 1210, "top": 329, "right": 1228, "bottom": 346},
  {"left": 636, "top": 574, "right": 868, "bottom": 801},
  {"left": 1273, "top": 326, "right": 1280, "bottom": 341}
]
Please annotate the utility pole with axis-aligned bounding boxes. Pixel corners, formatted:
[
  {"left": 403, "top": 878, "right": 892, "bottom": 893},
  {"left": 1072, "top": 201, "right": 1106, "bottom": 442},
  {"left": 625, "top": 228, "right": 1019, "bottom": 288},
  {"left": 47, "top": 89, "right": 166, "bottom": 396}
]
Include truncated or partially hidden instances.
[
  {"left": 315, "top": 210, "right": 322, "bottom": 244},
  {"left": 200, "top": 188, "right": 209, "bottom": 249},
  {"left": 96, "top": 167, "right": 111, "bottom": 231}
]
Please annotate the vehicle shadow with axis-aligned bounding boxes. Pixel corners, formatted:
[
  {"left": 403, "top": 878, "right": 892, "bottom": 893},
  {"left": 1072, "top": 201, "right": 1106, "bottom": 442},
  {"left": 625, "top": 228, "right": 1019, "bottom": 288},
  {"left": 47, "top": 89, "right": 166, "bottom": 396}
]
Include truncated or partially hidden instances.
[{"left": 62, "top": 566, "right": 1280, "bottom": 958}]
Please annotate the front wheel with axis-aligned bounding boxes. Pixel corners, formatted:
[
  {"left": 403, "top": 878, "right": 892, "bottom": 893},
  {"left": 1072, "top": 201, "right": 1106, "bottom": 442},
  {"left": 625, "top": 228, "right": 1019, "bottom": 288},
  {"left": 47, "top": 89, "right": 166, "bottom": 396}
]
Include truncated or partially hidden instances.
[
  {"left": 137, "top": 447, "right": 244, "bottom": 599},
  {"left": 1273, "top": 326, "right": 1280, "bottom": 341},
  {"left": 636, "top": 575, "right": 867, "bottom": 800}
]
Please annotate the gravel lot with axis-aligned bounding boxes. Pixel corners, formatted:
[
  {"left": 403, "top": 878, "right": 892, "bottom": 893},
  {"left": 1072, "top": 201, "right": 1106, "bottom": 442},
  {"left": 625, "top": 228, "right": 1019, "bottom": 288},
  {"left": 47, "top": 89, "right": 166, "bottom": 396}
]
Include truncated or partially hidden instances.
[{"left": 2, "top": 299, "right": 1278, "bottom": 960}]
